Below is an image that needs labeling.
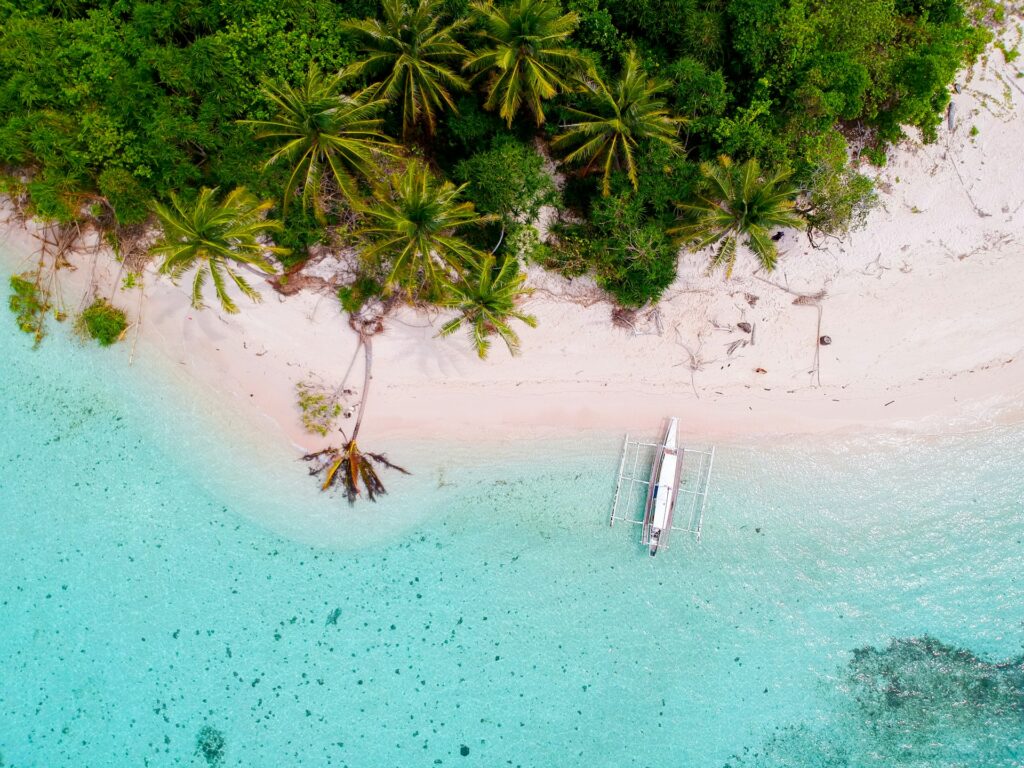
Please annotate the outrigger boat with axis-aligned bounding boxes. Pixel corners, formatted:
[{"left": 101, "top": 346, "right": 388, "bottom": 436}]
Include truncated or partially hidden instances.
[
  {"left": 609, "top": 417, "right": 715, "bottom": 554},
  {"left": 641, "top": 417, "right": 684, "bottom": 556}
]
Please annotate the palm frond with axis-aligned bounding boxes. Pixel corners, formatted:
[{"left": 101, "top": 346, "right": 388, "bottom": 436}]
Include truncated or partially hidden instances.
[
  {"left": 553, "top": 50, "right": 683, "bottom": 194},
  {"left": 151, "top": 187, "right": 284, "bottom": 313},
  {"left": 674, "top": 157, "right": 804, "bottom": 277}
]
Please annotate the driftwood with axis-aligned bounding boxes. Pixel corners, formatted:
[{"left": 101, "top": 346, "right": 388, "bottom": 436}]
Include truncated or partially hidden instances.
[{"left": 754, "top": 276, "right": 829, "bottom": 386}]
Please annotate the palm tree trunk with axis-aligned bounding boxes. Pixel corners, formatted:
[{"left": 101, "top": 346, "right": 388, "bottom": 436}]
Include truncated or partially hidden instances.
[
  {"left": 350, "top": 333, "right": 373, "bottom": 444},
  {"left": 491, "top": 225, "right": 506, "bottom": 254},
  {"left": 330, "top": 335, "right": 364, "bottom": 404},
  {"left": 237, "top": 262, "right": 275, "bottom": 279}
]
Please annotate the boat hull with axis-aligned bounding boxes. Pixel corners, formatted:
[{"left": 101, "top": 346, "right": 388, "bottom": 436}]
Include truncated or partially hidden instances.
[{"left": 643, "top": 418, "right": 683, "bottom": 555}]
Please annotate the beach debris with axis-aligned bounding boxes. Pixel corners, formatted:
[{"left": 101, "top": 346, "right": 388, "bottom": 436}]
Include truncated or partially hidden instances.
[
  {"left": 326, "top": 607, "right": 342, "bottom": 626},
  {"left": 612, "top": 306, "right": 664, "bottom": 336},
  {"left": 819, "top": 335, "right": 832, "bottom": 345},
  {"left": 727, "top": 338, "right": 748, "bottom": 356},
  {"left": 755, "top": 367, "right": 767, "bottom": 374},
  {"left": 953, "top": 81, "right": 962, "bottom": 94},
  {"left": 610, "top": 305, "right": 637, "bottom": 329},
  {"left": 737, "top": 322, "right": 753, "bottom": 333},
  {"left": 745, "top": 293, "right": 759, "bottom": 307},
  {"left": 672, "top": 324, "right": 712, "bottom": 398},
  {"left": 771, "top": 231, "right": 784, "bottom": 241},
  {"left": 947, "top": 102, "right": 957, "bottom": 132},
  {"left": 195, "top": 725, "right": 226, "bottom": 767}
]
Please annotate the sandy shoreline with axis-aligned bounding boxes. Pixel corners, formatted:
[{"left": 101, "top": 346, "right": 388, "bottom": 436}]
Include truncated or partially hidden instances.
[{"left": 4, "top": 49, "right": 1024, "bottom": 454}]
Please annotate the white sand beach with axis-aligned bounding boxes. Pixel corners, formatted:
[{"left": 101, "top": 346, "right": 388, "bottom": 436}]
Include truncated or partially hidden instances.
[{"left": 4, "top": 50, "right": 1024, "bottom": 452}]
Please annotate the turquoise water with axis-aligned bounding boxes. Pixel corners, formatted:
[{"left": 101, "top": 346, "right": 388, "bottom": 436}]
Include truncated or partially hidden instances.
[{"left": 2, "top": 267, "right": 1023, "bottom": 767}]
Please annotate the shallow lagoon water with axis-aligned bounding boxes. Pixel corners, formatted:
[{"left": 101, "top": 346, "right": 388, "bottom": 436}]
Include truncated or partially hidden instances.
[{"left": 1, "top": 268, "right": 1022, "bottom": 767}]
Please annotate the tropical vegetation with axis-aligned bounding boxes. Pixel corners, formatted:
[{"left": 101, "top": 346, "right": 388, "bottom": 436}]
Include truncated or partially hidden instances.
[
  {"left": 343, "top": 0, "right": 471, "bottom": 138},
  {"left": 0, "top": 0, "right": 997, "bottom": 497},
  {"left": 77, "top": 298, "right": 129, "bottom": 346},
  {"left": 553, "top": 50, "right": 682, "bottom": 195},
  {"left": 440, "top": 253, "right": 537, "bottom": 358},
  {"left": 151, "top": 187, "right": 287, "bottom": 313},
  {"left": 242, "top": 66, "right": 395, "bottom": 217},
  {"left": 464, "top": 0, "right": 593, "bottom": 126},
  {"left": 356, "top": 161, "right": 495, "bottom": 296},
  {"left": 671, "top": 157, "right": 805, "bottom": 276}
]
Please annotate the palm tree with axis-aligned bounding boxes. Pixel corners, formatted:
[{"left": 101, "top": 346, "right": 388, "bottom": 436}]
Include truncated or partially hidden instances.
[
  {"left": 241, "top": 66, "right": 395, "bottom": 218},
  {"left": 303, "top": 330, "right": 408, "bottom": 503},
  {"left": 342, "top": 0, "right": 471, "bottom": 138},
  {"left": 464, "top": 0, "right": 592, "bottom": 126},
  {"left": 356, "top": 161, "right": 495, "bottom": 295},
  {"left": 553, "top": 50, "right": 683, "bottom": 195},
  {"left": 152, "top": 187, "right": 288, "bottom": 313},
  {"left": 440, "top": 253, "right": 537, "bottom": 357},
  {"left": 670, "top": 157, "right": 804, "bottom": 277}
]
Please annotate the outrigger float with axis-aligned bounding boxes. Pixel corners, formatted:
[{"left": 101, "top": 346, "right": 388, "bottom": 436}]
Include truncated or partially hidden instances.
[{"left": 609, "top": 417, "right": 715, "bottom": 555}]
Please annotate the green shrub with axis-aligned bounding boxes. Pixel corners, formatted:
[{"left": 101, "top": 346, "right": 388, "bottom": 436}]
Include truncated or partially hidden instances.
[
  {"left": 665, "top": 57, "right": 729, "bottom": 120},
  {"left": 97, "top": 168, "right": 151, "bottom": 225},
  {"left": 503, "top": 224, "right": 545, "bottom": 262},
  {"left": 535, "top": 228, "right": 592, "bottom": 278},
  {"left": 594, "top": 222, "right": 678, "bottom": 308},
  {"left": 338, "top": 275, "right": 384, "bottom": 314},
  {"left": 863, "top": 146, "right": 888, "bottom": 166},
  {"left": 565, "top": 0, "right": 626, "bottom": 64},
  {"left": 435, "top": 97, "right": 511, "bottom": 161},
  {"left": 454, "top": 138, "right": 557, "bottom": 223},
  {"left": 8, "top": 274, "right": 50, "bottom": 345},
  {"left": 295, "top": 380, "right": 342, "bottom": 436},
  {"left": 802, "top": 163, "right": 878, "bottom": 243},
  {"left": 78, "top": 299, "right": 128, "bottom": 346},
  {"left": 545, "top": 207, "right": 679, "bottom": 307}
]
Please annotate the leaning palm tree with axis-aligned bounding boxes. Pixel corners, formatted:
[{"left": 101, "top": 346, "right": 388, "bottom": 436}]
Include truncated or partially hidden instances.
[
  {"left": 241, "top": 66, "right": 395, "bottom": 218},
  {"left": 342, "top": 0, "right": 471, "bottom": 138},
  {"left": 356, "top": 160, "right": 495, "bottom": 295},
  {"left": 303, "top": 326, "right": 408, "bottom": 503},
  {"left": 440, "top": 253, "right": 537, "bottom": 358},
  {"left": 670, "top": 157, "right": 805, "bottom": 277},
  {"left": 553, "top": 50, "right": 683, "bottom": 195},
  {"left": 464, "top": 0, "right": 592, "bottom": 126},
  {"left": 152, "top": 187, "right": 288, "bottom": 313}
]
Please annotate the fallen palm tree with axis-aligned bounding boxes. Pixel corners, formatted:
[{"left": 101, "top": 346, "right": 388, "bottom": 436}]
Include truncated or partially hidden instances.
[{"left": 302, "top": 314, "right": 408, "bottom": 503}]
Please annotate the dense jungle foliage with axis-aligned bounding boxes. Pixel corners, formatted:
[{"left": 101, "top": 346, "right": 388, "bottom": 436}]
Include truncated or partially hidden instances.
[{"left": 0, "top": 0, "right": 991, "bottom": 313}]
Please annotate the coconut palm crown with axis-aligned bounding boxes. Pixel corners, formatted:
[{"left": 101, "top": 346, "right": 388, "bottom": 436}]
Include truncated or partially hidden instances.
[
  {"left": 152, "top": 187, "right": 288, "bottom": 313},
  {"left": 342, "top": 0, "right": 471, "bottom": 138},
  {"left": 440, "top": 253, "right": 537, "bottom": 358},
  {"left": 464, "top": 0, "right": 592, "bottom": 126},
  {"left": 671, "top": 157, "right": 805, "bottom": 277},
  {"left": 553, "top": 50, "right": 683, "bottom": 195},
  {"left": 241, "top": 65, "right": 395, "bottom": 218},
  {"left": 357, "top": 161, "right": 496, "bottom": 294}
]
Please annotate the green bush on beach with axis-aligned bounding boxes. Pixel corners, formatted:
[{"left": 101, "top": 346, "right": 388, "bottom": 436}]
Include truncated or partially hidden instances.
[
  {"left": 8, "top": 274, "right": 50, "bottom": 345},
  {"left": 77, "top": 299, "right": 128, "bottom": 347}
]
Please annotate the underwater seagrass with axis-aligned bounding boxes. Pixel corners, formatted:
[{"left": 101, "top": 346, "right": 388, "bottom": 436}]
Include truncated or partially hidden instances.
[
  {"left": 846, "top": 636, "right": 1024, "bottom": 759},
  {"left": 195, "top": 725, "right": 226, "bottom": 767},
  {"left": 723, "top": 636, "right": 1024, "bottom": 768}
]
